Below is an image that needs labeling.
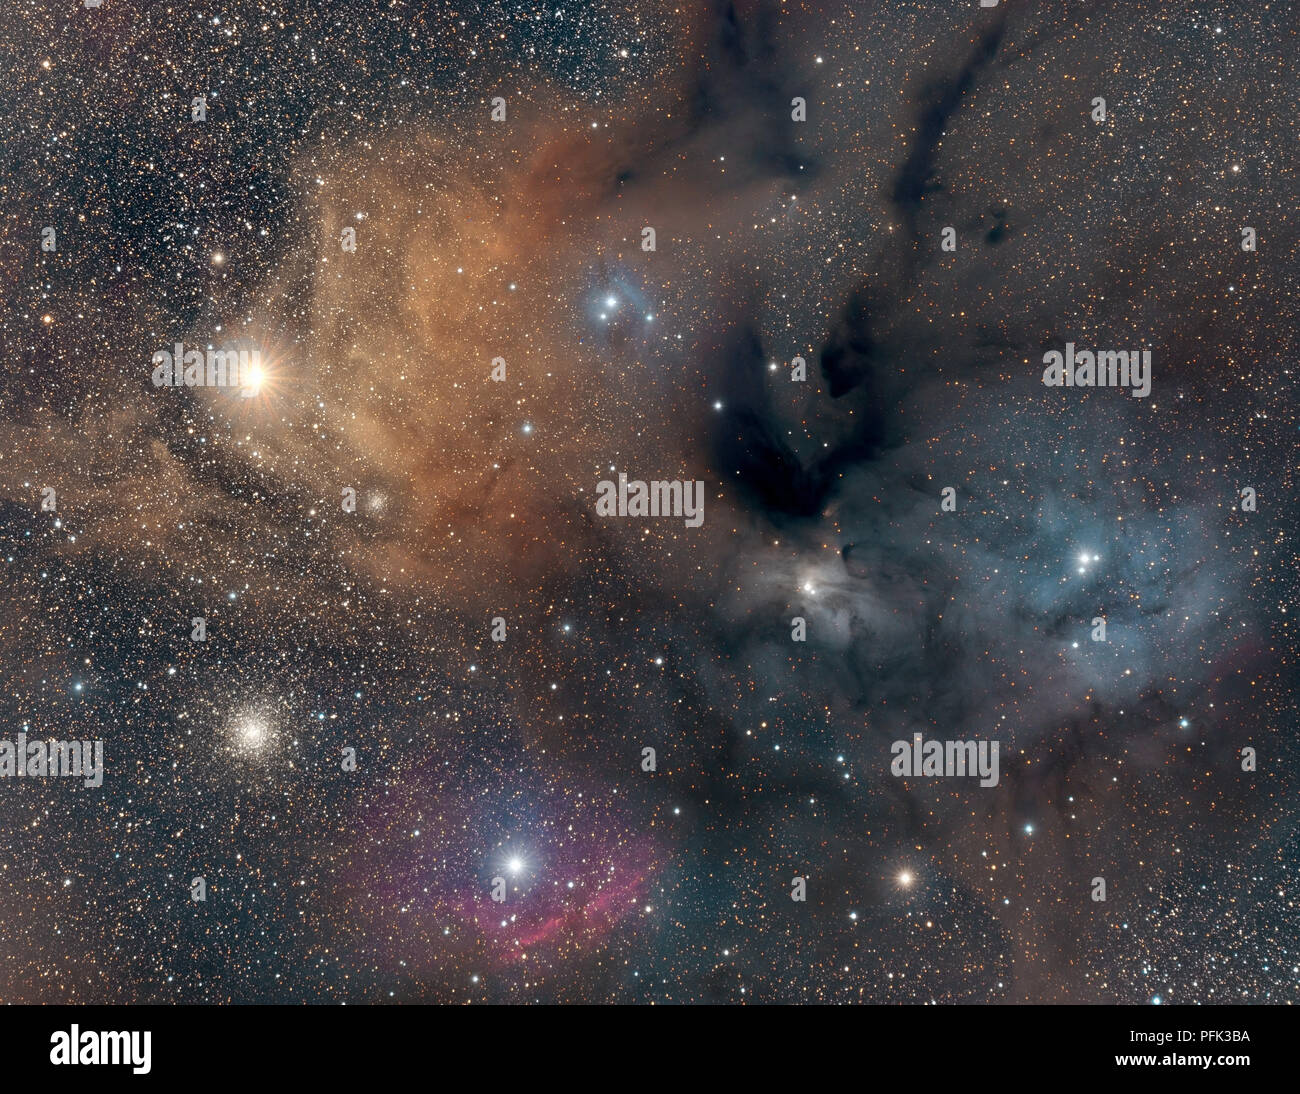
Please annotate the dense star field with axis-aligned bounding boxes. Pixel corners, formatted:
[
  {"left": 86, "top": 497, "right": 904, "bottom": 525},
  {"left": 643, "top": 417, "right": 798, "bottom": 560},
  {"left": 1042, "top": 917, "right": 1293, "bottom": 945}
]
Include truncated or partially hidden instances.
[{"left": 0, "top": 0, "right": 1295, "bottom": 1004}]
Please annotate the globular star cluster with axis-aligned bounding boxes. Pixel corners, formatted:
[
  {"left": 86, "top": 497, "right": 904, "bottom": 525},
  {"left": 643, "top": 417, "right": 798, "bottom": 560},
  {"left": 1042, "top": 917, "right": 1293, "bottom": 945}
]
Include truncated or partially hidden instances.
[{"left": 0, "top": 0, "right": 1295, "bottom": 1004}]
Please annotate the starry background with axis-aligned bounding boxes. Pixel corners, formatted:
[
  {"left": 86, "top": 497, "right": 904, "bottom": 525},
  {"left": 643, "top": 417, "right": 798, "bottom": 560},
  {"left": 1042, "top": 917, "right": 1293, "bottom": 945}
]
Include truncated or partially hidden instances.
[{"left": 0, "top": 0, "right": 1295, "bottom": 1004}]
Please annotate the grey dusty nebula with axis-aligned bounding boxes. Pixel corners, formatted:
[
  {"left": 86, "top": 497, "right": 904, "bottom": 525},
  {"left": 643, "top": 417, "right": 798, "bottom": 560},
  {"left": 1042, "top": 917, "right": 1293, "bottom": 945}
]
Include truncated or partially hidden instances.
[{"left": 0, "top": 0, "right": 1295, "bottom": 1003}]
